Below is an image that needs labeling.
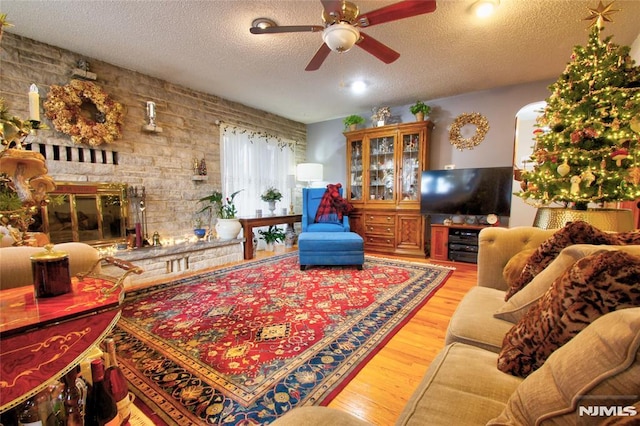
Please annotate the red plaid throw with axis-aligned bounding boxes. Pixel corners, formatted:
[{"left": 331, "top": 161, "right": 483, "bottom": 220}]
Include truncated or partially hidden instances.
[{"left": 315, "top": 183, "right": 354, "bottom": 223}]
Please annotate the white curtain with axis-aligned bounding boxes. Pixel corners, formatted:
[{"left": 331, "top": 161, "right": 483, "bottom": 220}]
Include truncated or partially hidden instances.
[{"left": 220, "top": 125, "right": 296, "bottom": 218}]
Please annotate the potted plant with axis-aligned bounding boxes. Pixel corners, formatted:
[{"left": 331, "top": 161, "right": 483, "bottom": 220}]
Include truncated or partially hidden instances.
[
  {"left": 261, "top": 187, "right": 283, "bottom": 215},
  {"left": 343, "top": 115, "right": 365, "bottom": 131},
  {"left": 409, "top": 101, "right": 431, "bottom": 121},
  {"left": 199, "top": 189, "right": 243, "bottom": 239},
  {"left": 258, "top": 225, "right": 286, "bottom": 251}
]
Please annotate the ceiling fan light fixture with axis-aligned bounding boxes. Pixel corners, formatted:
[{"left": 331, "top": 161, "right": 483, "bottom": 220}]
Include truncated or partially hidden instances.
[
  {"left": 252, "top": 18, "right": 277, "bottom": 30},
  {"left": 322, "top": 23, "right": 360, "bottom": 53}
]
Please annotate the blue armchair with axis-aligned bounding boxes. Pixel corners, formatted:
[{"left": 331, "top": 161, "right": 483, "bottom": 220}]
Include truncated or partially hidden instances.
[{"left": 301, "top": 187, "right": 350, "bottom": 232}]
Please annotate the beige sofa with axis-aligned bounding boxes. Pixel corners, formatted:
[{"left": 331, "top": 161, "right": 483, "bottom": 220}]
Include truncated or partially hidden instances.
[
  {"left": 0, "top": 242, "right": 102, "bottom": 290},
  {"left": 273, "top": 226, "right": 640, "bottom": 425},
  {"left": 0, "top": 242, "right": 142, "bottom": 290}
]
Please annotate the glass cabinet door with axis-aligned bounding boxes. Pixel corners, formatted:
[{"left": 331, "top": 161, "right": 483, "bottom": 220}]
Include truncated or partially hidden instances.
[
  {"left": 349, "top": 139, "right": 364, "bottom": 201},
  {"left": 400, "top": 132, "right": 421, "bottom": 201},
  {"left": 369, "top": 135, "right": 396, "bottom": 201}
]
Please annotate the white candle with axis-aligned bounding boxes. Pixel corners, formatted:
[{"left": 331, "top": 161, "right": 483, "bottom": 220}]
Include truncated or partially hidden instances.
[
  {"left": 28, "top": 84, "right": 40, "bottom": 122},
  {"left": 146, "top": 101, "right": 156, "bottom": 119}
]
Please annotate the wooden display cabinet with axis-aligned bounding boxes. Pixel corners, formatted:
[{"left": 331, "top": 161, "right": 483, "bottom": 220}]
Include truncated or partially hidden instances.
[{"left": 345, "top": 121, "right": 433, "bottom": 257}]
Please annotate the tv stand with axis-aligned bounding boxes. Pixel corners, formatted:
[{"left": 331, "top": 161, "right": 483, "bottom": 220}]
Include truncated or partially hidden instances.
[{"left": 430, "top": 224, "right": 488, "bottom": 264}]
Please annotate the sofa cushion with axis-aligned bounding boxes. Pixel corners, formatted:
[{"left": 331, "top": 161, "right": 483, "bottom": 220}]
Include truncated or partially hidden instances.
[
  {"left": 397, "top": 342, "right": 522, "bottom": 426},
  {"left": 505, "top": 221, "right": 640, "bottom": 300},
  {"left": 54, "top": 242, "right": 101, "bottom": 275},
  {"left": 488, "top": 308, "right": 640, "bottom": 425},
  {"left": 0, "top": 246, "right": 42, "bottom": 289},
  {"left": 271, "top": 407, "right": 372, "bottom": 426},
  {"left": 498, "top": 250, "right": 640, "bottom": 377},
  {"left": 445, "top": 286, "right": 513, "bottom": 353}
]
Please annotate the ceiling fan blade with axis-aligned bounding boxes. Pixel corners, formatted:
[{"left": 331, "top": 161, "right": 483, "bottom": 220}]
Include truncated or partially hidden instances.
[
  {"left": 358, "top": 0, "right": 437, "bottom": 27},
  {"left": 356, "top": 32, "right": 400, "bottom": 64},
  {"left": 305, "top": 44, "right": 332, "bottom": 71},
  {"left": 250, "top": 25, "right": 324, "bottom": 34}
]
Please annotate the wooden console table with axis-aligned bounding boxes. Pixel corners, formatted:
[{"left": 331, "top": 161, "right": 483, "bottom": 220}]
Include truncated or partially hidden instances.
[
  {"left": 238, "top": 214, "right": 302, "bottom": 259},
  {"left": 0, "top": 277, "right": 123, "bottom": 413}
]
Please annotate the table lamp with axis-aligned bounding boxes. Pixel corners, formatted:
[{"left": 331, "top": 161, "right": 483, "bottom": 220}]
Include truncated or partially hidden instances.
[
  {"left": 287, "top": 174, "right": 296, "bottom": 214},
  {"left": 296, "top": 163, "right": 323, "bottom": 187}
]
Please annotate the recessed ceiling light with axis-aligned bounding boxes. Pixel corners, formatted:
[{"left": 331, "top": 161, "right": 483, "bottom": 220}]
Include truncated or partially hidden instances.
[
  {"left": 350, "top": 80, "right": 367, "bottom": 94},
  {"left": 474, "top": 0, "right": 499, "bottom": 18}
]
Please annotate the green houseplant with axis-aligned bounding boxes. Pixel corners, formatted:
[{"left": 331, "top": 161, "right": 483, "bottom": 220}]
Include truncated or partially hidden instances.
[
  {"left": 260, "top": 187, "right": 283, "bottom": 202},
  {"left": 343, "top": 115, "right": 365, "bottom": 130},
  {"left": 409, "top": 101, "right": 431, "bottom": 121},
  {"left": 198, "top": 189, "right": 243, "bottom": 219},
  {"left": 258, "top": 225, "right": 286, "bottom": 250},
  {"left": 261, "top": 187, "right": 282, "bottom": 216},
  {"left": 199, "top": 189, "right": 243, "bottom": 240}
]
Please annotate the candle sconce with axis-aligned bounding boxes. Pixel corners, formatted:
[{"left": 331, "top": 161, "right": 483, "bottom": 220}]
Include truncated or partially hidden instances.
[
  {"left": 127, "top": 186, "right": 148, "bottom": 248},
  {"left": 28, "top": 84, "right": 41, "bottom": 129},
  {"left": 142, "top": 101, "right": 163, "bottom": 133},
  {"left": 71, "top": 59, "right": 97, "bottom": 81}
]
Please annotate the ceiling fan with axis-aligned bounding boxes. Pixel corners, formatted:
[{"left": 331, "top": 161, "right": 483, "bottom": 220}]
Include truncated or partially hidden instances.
[{"left": 249, "top": 0, "right": 437, "bottom": 71}]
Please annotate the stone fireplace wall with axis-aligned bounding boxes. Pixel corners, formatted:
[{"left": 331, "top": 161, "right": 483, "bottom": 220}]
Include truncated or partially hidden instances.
[{"left": 0, "top": 33, "right": 307, "bottom": 242}]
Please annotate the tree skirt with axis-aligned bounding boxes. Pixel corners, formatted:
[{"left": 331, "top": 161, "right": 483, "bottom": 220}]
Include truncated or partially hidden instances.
[{"left": 111, "top": 253, "right": 452, "bottom": 425}]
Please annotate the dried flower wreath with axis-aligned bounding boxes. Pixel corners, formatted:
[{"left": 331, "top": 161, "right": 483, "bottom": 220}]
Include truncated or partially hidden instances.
[{"left": 44, "top": 79, "right": 125, "bottom": 146}]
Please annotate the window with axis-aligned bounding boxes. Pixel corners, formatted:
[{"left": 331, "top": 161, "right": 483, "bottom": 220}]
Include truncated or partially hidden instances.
[{"left": 220, "top": 125, "right": 296, "bottom": 217}]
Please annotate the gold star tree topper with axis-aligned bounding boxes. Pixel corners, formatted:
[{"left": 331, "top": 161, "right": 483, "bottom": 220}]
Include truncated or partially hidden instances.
[{"left": 584, "top": 1, "right": 620, "bottom": 29}]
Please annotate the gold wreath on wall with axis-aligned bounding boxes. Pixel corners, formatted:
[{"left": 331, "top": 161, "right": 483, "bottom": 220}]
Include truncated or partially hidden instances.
[
  {"left": 44, "top": 79, "right": 125, "bottom": 147},
  {"left": 448, "top": 112, "right": 489, "bottom": 151}
]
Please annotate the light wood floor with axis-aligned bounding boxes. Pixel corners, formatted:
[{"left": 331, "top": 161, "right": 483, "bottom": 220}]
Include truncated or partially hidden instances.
[
  {"left": 257, "top": 247, "right": 477, "bottom": 425},
  {"left": 132, "top": 246, "right": 477, "bottom": 425}
]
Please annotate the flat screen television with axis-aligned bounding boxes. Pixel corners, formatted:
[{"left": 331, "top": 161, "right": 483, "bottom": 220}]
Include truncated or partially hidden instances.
[{"left": 420, "top": 167, "right": 513, "bottom": 216}]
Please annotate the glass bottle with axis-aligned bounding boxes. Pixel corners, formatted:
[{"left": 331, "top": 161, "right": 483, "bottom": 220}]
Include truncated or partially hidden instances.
[
  {"left": 62, "top": 368, "right": 83, "bottom": 426},
  {"left": 104, "top": 338, "right": 130, "bottom": 425},
  {"left": 86, "top": 359, "right": 119, "bottom": 426},
  {"left": 17, "top": 397, "right": 42, "bottom": 426}
]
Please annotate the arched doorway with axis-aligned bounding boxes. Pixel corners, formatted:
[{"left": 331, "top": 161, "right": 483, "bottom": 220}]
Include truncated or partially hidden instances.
[{"left": 510, "top": 101, "right": 545, "bottom": 228}]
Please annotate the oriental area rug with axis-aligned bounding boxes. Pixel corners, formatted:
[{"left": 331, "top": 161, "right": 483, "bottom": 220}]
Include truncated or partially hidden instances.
[{"left": 111, "top": 253, "right": 452, "bottom": 425}]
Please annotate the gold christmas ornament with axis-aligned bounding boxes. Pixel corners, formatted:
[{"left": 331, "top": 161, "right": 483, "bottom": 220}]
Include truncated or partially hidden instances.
[
  {"left": 630, "top": 115, "right": 640, "bottom": 133},
  {"left": 557, "top": 161, "right": 571, "bottom": 177},
  {"left": 448, "top": 112, "right": 489, "bottom": 151},
  {"left": 627, "top": 167, "right": 640, "bottom": 185}
]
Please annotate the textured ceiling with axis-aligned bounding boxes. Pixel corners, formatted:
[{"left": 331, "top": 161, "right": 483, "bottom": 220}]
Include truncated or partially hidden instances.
[{"left": 3, "top": 0, "right": 640, "bottom": 124}]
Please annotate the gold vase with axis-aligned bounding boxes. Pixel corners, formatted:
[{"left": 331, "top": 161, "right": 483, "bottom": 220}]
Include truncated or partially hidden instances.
[{"left": 533, "top": 207, "right": 634, "bottom": 232}]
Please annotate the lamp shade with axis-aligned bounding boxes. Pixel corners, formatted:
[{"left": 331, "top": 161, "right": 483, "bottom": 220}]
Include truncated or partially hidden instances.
[
  {"left": 296, "top": 163, "right": 323, "bottom": 183},
  {"left": 322, "top": 23, "right": 359, "bottom": 53},
  {"left": 286, "top": 174, "right": 296, "bottom": 188}
]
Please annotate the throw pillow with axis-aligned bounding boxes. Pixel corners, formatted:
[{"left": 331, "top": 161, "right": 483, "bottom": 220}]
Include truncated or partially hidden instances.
[
  {"left": 497, "top": 250, "right": 640, "bottom": 378},
  {"left": 487, "top": 308, "right": 640, "bottom": 425},
  {"left": 494, "top": 244, "right": 640, "bottom": 323},
  {"left": 502, "top": 249, "right": 535, "bottom": 291},
  {"left": 505, "top": 221, "right": 640, "bottom": 301}
]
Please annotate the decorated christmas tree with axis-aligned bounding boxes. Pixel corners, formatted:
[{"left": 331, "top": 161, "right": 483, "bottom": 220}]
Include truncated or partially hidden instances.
[{"left": 517, "top": 2, "right": 640, "bottom": 208}]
